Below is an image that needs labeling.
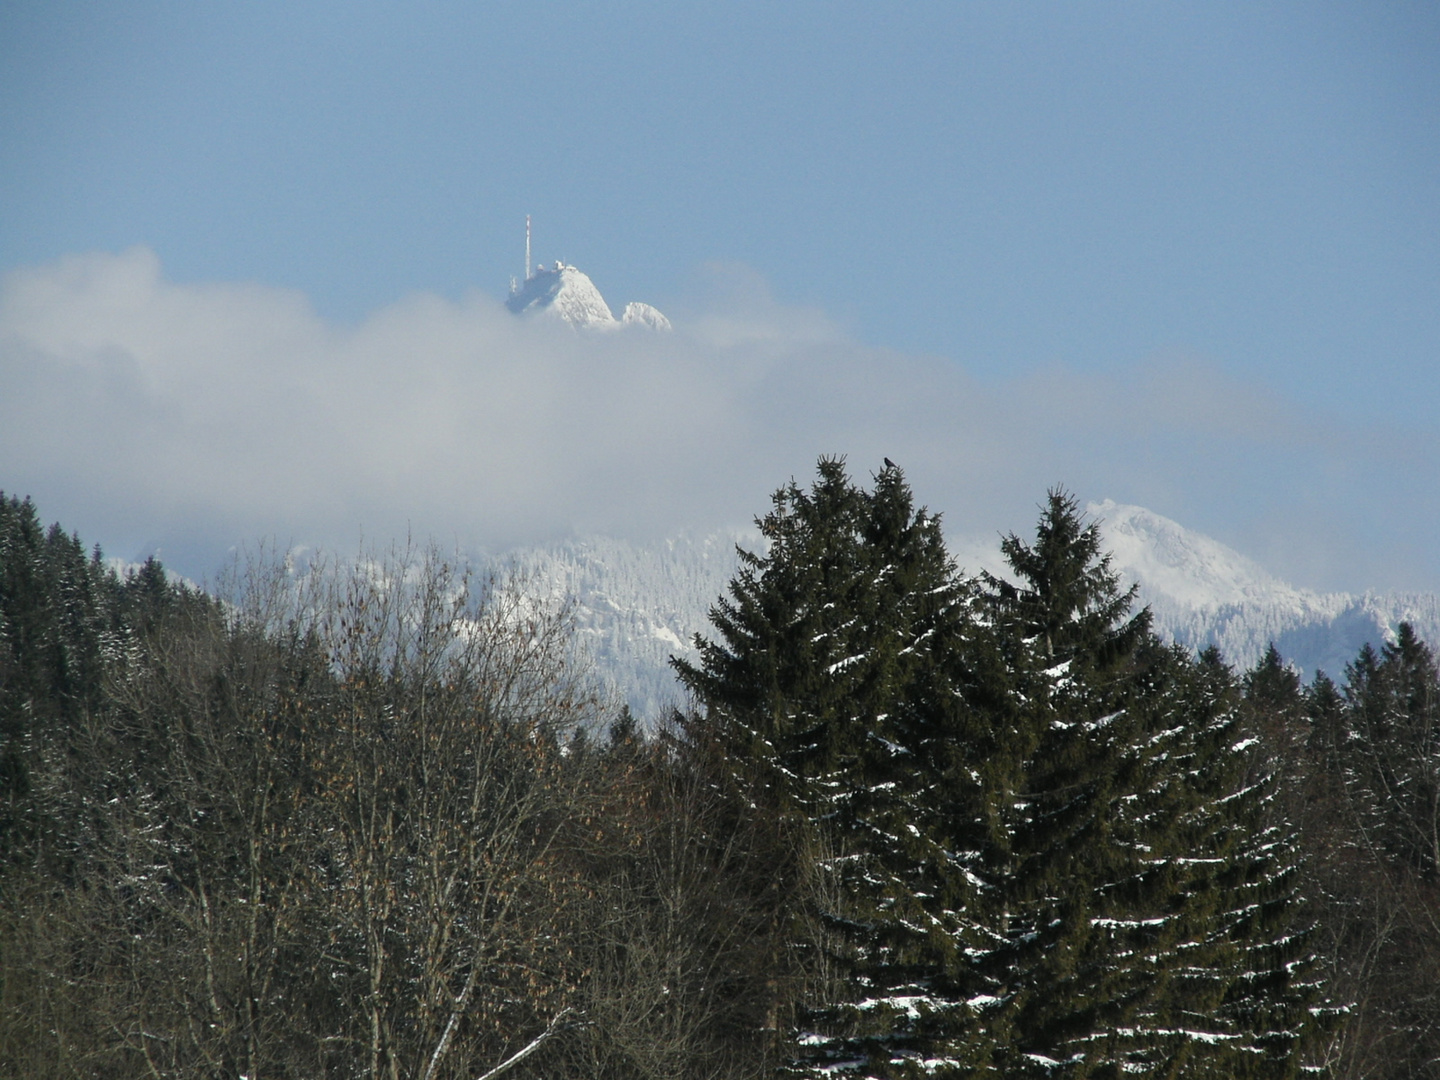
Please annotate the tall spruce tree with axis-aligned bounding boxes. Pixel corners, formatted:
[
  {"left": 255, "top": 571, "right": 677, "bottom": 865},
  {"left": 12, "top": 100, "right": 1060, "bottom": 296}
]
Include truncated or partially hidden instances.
[
  {"left": 675, "top": 459, "right": 1009, "bottom": 1077},
  {"left": 1342, "top": 624, "right": 1440, "bottom": 880},
  {"left": 982, "top": 492, "right": 1323, "bottom": 1079}
]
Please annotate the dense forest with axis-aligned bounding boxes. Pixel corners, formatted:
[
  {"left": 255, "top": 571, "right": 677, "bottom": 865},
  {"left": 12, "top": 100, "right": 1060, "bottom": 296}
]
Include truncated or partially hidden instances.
[{"left": 2, "top": 462, "right": 1437, "bottom": 1079}]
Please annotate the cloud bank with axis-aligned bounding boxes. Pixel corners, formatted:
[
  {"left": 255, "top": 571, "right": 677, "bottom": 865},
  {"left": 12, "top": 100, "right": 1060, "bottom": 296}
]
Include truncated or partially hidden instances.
[{"left": 2, "top": 248, "right": 1434, "bottom": 592}]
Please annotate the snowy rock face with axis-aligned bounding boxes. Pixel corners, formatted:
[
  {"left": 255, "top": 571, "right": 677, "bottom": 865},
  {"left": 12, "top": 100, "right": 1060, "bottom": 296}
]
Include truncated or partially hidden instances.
[
  {"left": 506, "top": 262, "right": 670, "bottom": 332},
  {"left": 1091, "top": 499, "right": 1301, "bottom": 610},
  {"left": 506, "top": 263, "right": 615, "bottom": 327},
  {"left": 1088, "top": 500, "right": 1440, "bottom": 680},
  {"left": 620, "top": 301, "right": 673, "bottom": 331}
]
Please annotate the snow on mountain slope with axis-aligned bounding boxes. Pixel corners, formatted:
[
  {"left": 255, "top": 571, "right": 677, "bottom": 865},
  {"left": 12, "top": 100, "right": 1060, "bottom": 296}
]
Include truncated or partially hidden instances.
[
  {"left": 966, "top": 503, "right": 1440, "bottom": 681},
  {"left": 1091, "top": 500, "right": 1303, "bottom": 610},
  {"left": 499, "top": 530, "right": 752, "bottom": 719},
  {"left": 506, "top": 262, "right": 670, "bottom": 331},
  {"left": 620, "top": 301, "right": 672, "bottom": 331},
  {"left": 487, "top": 502, "right": 1440, "bottom": 721},
  {"left": 506, "top": 263, "right": 615, "bottom": 327},
  {"left": 1087, "top": 500, "right": 1440, "bottom": 679}
]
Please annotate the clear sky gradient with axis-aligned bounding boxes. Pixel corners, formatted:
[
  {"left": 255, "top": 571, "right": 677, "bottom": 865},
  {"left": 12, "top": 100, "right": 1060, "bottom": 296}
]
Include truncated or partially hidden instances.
[{"left": 2, "top": 2, "right": 1438, "bottom": 591}]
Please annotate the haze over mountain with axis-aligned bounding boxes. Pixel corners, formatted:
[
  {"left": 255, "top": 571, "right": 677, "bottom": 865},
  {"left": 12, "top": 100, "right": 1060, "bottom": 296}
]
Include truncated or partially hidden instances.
[
  {"left": 6, "top": 4, "right": 1440, "bottom": 700},
  {"left": 7, "top": 246, "right": 1434, "bottom": 602}
]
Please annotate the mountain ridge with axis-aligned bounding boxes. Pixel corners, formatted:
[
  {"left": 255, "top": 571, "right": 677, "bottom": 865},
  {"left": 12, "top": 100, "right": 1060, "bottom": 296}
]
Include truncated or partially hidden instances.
[
  {"left": 1085, "top": 500, "right": 1440, "bottom": 680},
  {"left": 492, "top": 501, "right": 1440, "bottom": 718}
]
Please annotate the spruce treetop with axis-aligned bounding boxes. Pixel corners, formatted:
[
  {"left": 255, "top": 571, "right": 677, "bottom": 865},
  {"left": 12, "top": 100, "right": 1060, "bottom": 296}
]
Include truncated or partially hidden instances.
[{"left": 986, "top": 488, "right": 1151, "bottom": 678}]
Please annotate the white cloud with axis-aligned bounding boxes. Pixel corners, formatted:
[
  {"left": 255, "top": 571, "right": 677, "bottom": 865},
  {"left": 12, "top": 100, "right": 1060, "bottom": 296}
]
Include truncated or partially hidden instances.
[{"left": 2, "top": 248, "right": 1435, "bottom": 592}]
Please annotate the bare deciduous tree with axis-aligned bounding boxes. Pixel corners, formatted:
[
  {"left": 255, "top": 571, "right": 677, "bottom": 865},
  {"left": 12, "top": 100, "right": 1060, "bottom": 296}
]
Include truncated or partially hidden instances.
[{"left": 2, "top": 544, "right": 603, "bottom": 1080}]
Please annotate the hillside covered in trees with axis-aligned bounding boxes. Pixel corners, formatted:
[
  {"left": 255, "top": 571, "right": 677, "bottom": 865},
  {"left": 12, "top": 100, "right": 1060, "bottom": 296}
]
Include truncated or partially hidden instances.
[{"left": 2, "top": 465, "right": 1438, "bottom": 1079}]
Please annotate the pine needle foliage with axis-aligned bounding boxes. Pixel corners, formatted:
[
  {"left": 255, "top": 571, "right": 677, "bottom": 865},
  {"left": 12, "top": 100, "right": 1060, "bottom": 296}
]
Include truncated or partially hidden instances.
[
  {"left": 675, "top": 459, "right": 1009, "bottom": 1078},
  {"left": 681, "top": 476, "right": 1326, "bottom": 1080},
  {"left": 981, "top": 492, "right": 1323, "bottom": 1079}
]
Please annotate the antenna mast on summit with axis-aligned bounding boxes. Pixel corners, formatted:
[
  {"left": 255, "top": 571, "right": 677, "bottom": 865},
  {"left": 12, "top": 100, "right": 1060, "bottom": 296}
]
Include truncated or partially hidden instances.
[{"left": 525, "top": 215, "right": 532, "bottom": 282}]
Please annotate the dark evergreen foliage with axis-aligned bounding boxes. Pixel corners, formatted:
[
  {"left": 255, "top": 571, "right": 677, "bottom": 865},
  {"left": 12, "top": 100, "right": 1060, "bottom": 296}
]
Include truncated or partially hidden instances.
[
  {"left": 680, "top": 472, "right": 1323, "bottom": 1078},
  {"left": 1280, "top": 625, "right": 1440, "bottom": 1078},
  {"left": 1, "top": 494, "right": 114, "bottom": 864},
  {"left": 676, "top": 459, "right": 1009, "bottom": 1076},
  {"left": 984, "top": 488, "right": 1152, "bottom": 677},
  {"left": 982, "top": 494, "right": 1321, "bottom": 1079},
  {"left": 1342, "top": 624, "right": 1440, "bottom": 879},
  {"left": 1, "top": 493, "right": 217, "bottom": 876}
]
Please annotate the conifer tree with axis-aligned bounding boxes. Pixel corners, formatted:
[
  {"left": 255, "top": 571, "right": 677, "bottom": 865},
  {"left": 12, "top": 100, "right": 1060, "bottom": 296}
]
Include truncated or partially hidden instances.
[
  {"left": 981, "top": 492, "right": 1322, "bottom": 1079},
  {"left": 682, "top": 477, "right": 1326, "bottom": 1078},
  {"left": 675, "top": 459, "right": 1006, "bottom": 1077},
  {"left": 1311, "top": 627, "right": 1440, "bottom": 1078},
  {"left": 0, "top": 493, "right": 125, "bottom": 868},
  {"left": 1343, "top": 624, "right": 1440, "bottom": 879}
]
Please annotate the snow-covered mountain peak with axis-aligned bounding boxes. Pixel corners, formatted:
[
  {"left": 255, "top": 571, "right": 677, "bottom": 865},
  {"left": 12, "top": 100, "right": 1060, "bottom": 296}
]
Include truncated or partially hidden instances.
[
  {"left": 507, "top": 263, "right": 615, "bottom": 327},
  {"left": 1083, "top": 499, "right": 1405, "bottom": 680},
  {"left": 1088, "top": 499, "right": 1299, "bottom": 611},
  {"left": 506, "top": 262, "right": 670, "bottom": 332},
  {"left": 621, "top": 301, "right": 672, "bottom": 331}
]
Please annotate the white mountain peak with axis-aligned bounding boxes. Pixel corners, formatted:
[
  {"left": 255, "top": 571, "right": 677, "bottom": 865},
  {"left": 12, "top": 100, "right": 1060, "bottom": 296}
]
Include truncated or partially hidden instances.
[
  {"left": 1087, "top": 499, "right": 1300, "bottom": 610},
  {"left": 1081, "top": 499, "right": 1417, "bottom": 681},
  {"left": 620, "top": 301, "right": 673, "bottom": 332},
  {"left": 506, "top": 244, "right": 669, "bottom": 332},
  {"left": 506, "top": 263, "right": 615, "bottom": 326}
]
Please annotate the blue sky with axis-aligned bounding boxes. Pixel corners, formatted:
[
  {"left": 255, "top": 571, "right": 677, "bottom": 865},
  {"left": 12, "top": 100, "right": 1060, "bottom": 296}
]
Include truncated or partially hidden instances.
[{"left": 2, "top": 2, "right": 1439, "bottom": 591}]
